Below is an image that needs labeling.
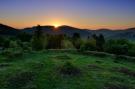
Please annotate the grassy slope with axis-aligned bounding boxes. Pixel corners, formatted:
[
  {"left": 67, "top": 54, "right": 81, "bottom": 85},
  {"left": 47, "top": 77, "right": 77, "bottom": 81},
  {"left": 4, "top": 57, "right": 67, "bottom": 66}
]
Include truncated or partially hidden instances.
[{"left": 0, "top": 51, "right": 135, "bottom": 89}]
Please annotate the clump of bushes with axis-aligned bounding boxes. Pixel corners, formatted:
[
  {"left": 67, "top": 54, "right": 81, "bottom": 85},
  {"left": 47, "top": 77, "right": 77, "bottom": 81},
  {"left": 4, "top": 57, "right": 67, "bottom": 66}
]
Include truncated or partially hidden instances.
[
  {"left": 7, "top": 71, "right": 35, "bottom": 89},
  {"left": 59, "top": 61, "right": 81, "bottom": 76},
  {"left": 2, "top": 48, "right": 23, "bottom": 61},
  {"left": 80, "top": 38, "right": 96, "bottom": 51},
  {"left": 105, "top": 39, "right": 131, "bottom": 55}
]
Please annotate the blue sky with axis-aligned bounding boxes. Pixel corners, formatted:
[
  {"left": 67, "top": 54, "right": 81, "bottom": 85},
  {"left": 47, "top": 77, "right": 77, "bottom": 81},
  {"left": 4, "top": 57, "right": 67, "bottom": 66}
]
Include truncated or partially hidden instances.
[{"left": 0, "top": 0, "right": 135, "bottom": 29}]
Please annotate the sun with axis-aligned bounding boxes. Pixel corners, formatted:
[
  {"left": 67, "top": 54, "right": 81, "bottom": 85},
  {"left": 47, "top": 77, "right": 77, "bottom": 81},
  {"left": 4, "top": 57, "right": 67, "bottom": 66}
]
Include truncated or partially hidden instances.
[
  {"left": 52, "top": 22, "right": 61, "bottom": 28},
  {"left": 54, "top": 24, "right": 59, "bottom": 28}
]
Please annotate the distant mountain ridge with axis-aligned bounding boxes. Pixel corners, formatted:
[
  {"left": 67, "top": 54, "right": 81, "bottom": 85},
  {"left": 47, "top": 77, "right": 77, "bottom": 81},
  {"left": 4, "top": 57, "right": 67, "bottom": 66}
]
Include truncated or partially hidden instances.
[
  {"left": 0, "top": 23, "right": 135, "bottom": 40},
  {"left": 0, "top": 23, "right": 19, "bottom": 35}
]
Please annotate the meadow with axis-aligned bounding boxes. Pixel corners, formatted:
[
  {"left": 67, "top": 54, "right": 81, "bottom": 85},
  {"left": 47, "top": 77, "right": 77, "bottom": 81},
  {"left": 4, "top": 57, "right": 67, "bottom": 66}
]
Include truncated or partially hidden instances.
[{"left": 0, "top": 50, "right": 135, "bottom": 89}]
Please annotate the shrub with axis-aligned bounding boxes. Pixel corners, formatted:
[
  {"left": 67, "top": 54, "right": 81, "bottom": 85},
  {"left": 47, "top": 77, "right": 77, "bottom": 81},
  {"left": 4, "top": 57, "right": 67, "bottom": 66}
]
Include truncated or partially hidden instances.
[
  {"left": 105, "top": 39, "right": 130, "bottom": 55},
  {"left": 128, "top": 45, "right": 135, "bottom": 57},
  {"left": 59, "top": 62, "right": 81, "bottom": 76},
  {"left": 31, "top": 25, "right": 46, "bottom": 51},
  {"left": 72, "top": 33, "right": 82, "bottom": 50},
  {"left": 80, "top": 38, "right": 96, "bottom": 51},
  {"left": 61, "top": 40, "right": 74, "bottom": 49},
  {"left": 2, "top": 48, "right": 23, "bottom": 61}
]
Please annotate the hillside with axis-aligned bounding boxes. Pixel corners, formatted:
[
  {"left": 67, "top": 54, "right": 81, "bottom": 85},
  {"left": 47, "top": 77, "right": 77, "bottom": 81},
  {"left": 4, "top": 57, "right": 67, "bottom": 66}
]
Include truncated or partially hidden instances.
[
  {"left": 0, "top": 23, "right": 135, "bottom": 40},
  {"left": 0, "top": 24, "right": 19, "bottom": 36},
  {"left": 22, "top": 25, "right": 135, "bottom": 40}
]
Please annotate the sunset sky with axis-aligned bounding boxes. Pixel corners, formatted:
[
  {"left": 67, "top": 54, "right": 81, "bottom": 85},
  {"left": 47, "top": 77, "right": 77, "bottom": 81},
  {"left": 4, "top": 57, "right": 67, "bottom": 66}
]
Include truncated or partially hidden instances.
[{"left": 0, "top": 0, "right": 135, "bottom": 29}]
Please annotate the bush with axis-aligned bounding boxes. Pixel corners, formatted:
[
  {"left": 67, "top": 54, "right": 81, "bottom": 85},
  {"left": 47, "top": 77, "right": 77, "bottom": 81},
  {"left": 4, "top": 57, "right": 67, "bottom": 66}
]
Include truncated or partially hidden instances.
[
  {"left": 80, "top": 38, "right": 96, "bottom": 51},
  {"left": 59, "top": 62, "right": 81, "bottom": 76},
  {"left": 105, "top": 39, "right": 130, "bottom": 55},
  {"left": 61, "top": 40, "right": 74, "bottom": 49},
  {"left": 72, "top": 33, "right": 82, "bottom": 50},
  {"left": 128, "top": 44, "right": 135, "bottom": 56},
  {"left": 2, "top": 48, "right": 23, "bottom": 61}
]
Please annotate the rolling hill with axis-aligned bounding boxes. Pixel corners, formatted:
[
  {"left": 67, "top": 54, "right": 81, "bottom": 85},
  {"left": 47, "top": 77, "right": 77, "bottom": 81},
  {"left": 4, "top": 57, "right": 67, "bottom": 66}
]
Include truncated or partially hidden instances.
[
  {"left": 0, "top": 23, "right": 20, "bottom": 36},
  {"left": 0, "top": 23, "right": 135, "bottom": 40}
]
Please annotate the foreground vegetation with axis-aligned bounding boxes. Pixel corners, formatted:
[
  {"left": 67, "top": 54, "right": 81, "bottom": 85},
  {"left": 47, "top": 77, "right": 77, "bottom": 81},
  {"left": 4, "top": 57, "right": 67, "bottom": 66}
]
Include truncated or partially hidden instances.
[{"left": 0, "top": 50, "right": 135, "bottom": 89}]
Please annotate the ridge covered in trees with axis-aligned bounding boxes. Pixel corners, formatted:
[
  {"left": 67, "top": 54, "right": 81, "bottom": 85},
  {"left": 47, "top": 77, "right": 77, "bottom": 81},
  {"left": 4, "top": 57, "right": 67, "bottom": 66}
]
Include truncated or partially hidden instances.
[{"left": 1, "top": 25, "right": 135, "bottom": 57}]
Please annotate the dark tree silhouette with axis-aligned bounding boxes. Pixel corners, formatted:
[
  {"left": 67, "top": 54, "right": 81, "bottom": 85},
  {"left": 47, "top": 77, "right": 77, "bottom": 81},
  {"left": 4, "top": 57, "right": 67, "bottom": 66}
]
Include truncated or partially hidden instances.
[
  {"left": 32, "top": 25, "right": 45, "bottom": 50},
  {"left": 92, "top": 34, "right": 105, "bottom": 51},
  {"left": 46, "top": 34, "right": 64, "bottom": 49},
  {"left": 72, "top": 33, "right": 82, "bottom": 49}
]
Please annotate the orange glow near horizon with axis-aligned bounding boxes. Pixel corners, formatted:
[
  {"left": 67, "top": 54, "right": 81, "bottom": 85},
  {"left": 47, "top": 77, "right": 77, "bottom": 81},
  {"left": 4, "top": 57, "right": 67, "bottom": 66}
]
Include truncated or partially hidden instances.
[
  {"left": 52, "top": 23, "right": 61, "bottom": 28},
  {"left": 1, "top": 19, "right": 135, "bottom": 30}
]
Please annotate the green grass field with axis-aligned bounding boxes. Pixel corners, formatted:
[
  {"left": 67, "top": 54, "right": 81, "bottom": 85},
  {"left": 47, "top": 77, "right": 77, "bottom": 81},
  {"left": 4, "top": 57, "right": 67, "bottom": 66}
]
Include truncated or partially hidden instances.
[{"left": 0, "top": 51, "right": 135, "bottom": 89}]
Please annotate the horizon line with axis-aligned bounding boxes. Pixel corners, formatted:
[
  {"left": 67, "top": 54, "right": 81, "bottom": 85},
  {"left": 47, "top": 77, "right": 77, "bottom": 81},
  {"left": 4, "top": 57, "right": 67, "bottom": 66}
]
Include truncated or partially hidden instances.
[{"left": 1, "top": 23, "right": 135, "bottom": 30}]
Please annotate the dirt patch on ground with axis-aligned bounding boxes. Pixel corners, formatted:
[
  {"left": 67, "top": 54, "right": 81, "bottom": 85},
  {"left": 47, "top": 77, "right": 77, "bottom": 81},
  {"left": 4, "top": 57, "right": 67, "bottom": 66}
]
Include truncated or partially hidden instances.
[
  {"left": 7, "top": 71, "right": 35, "bottom": 89},
  {"left": 58, "top": 62, "right": 81, "bottom": 76}
]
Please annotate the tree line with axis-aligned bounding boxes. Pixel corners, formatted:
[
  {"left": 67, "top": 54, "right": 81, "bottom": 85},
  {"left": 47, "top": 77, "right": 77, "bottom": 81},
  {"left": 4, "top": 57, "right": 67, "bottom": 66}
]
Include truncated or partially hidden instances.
[{"left": 1, "top": 25, "right": 135, "bottom": 57}]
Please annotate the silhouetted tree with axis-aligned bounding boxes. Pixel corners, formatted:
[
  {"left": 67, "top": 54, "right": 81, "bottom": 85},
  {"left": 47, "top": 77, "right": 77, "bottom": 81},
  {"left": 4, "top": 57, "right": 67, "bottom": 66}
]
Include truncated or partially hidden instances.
[
  {"left": 97, "top": 34, "right": 105, "bottom": 51},
  {"left": 32, "top": 25, "right": 45, "bottom": 50},
  {"left": 72, "top": 33, "right": 82, "bottom": 49},
  {"left": 92, "top": 34, "right": 105, "bottom": 51},
  {"left": 46, "top": 34, "right": 64, "bottom": 49}
]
